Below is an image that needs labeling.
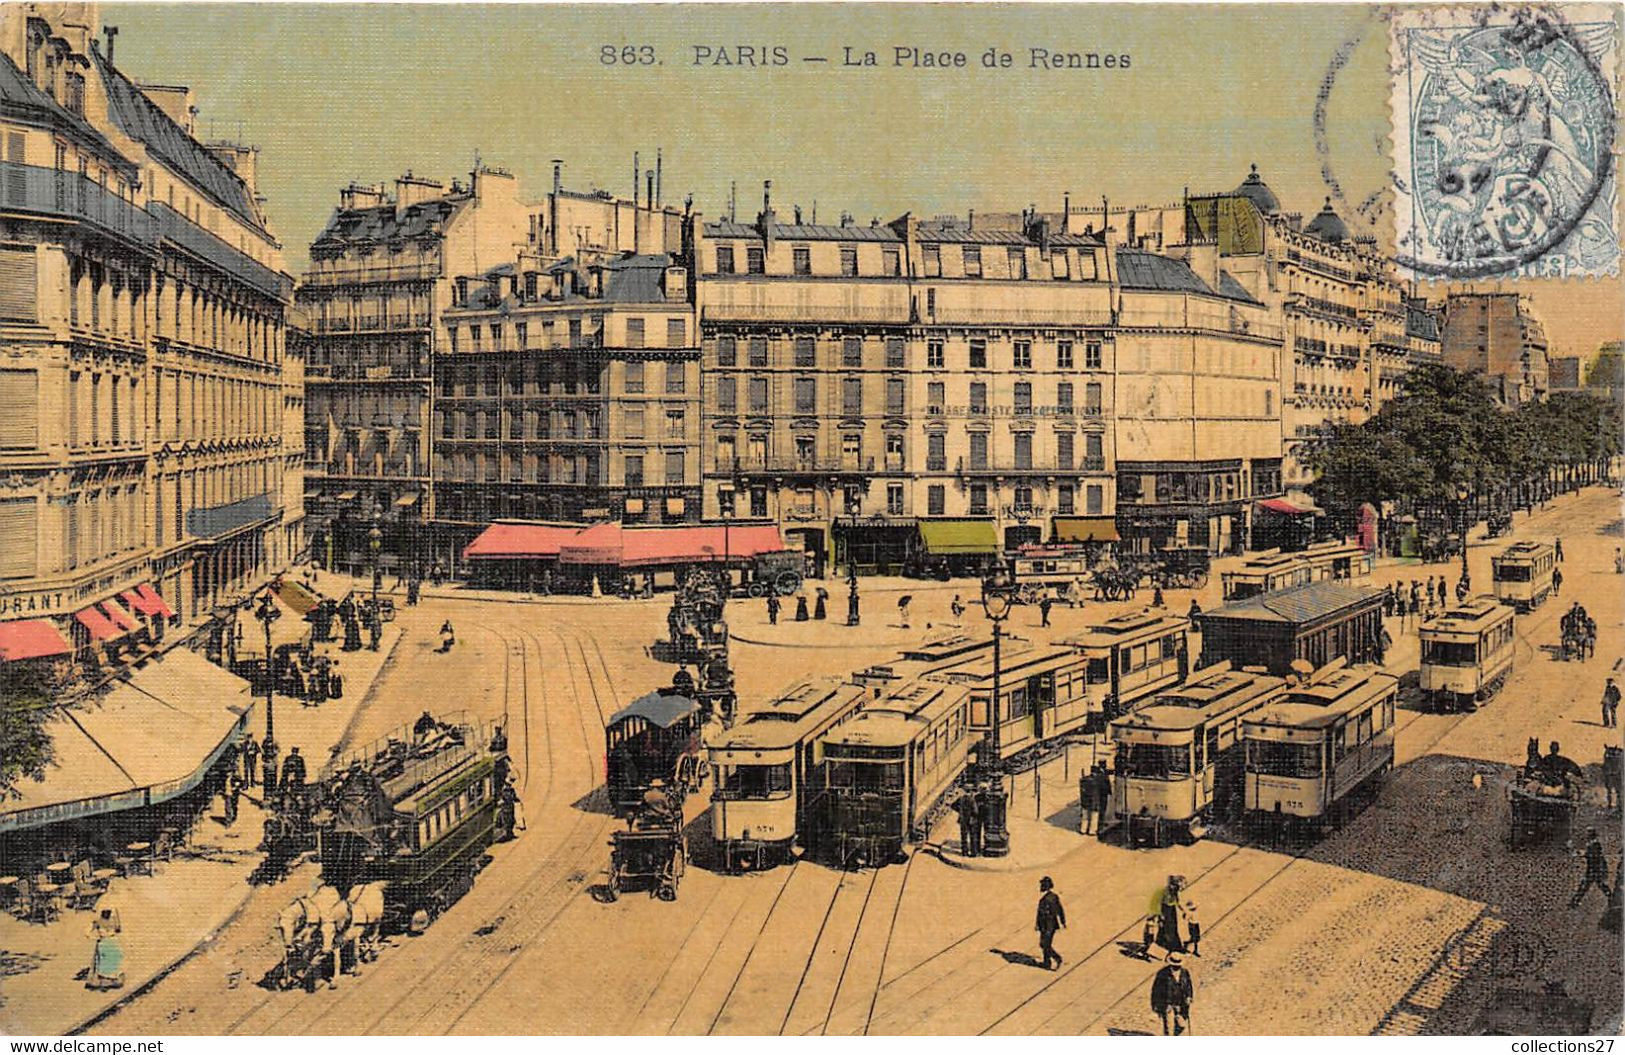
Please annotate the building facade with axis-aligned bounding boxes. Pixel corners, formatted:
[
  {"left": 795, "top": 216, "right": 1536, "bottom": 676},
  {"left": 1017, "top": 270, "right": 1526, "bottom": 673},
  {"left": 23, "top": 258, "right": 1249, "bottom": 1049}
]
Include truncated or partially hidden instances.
[
  {"left": 0, "top": 3, "right": 293, "bottom": 649},
  {"left": 1440, "top": 291, "right": 1551, "bottom": 407}
]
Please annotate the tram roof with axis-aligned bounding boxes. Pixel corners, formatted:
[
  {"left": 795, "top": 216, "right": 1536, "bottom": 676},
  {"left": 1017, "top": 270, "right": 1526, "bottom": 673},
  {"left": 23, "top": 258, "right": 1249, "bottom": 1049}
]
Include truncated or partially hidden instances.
[
  {"left": 1064, "top": 608, "right": 1188, "bottom": 646},
  {"left": 1493, "top": 541, "right": 1554, "bottom": 563},
  {"left": 926, "top": 642, "right": 1082, "bottom": 685},
  {"left": 1115, "top": 668, "right": 1285, "bottom": 731},
  {"left": 1249, "top": 668, "right": 1397, "bottom": 728},
  {"left": 825, "top": 681, "right": 970, "bottom": 747},
  {"left": 712, "top": 677, "right": 870, "bottom": 749},
  {"left": 1420, "top": 596, "right": 1511, "bottom": 635},
  {"left": 1200, "top": 581, "right": 1381, "bottom": 624}
]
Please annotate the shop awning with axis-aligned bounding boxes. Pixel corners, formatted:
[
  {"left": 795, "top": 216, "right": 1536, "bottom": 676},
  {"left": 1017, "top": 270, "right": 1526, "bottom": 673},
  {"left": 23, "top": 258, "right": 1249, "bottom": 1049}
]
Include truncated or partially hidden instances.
[
  {"left": 558, "top": 523, "right": 786, "bottom": 567},
  {"left": 463, "top": 522, "right": 583, "bottom": 560},
  {"left": 75, "top": 605, "right": 125, "bottom": 642},
  {"left": 0, "top": 648, "right": 251, "bottom": 833},
  {"left": 1257, "top": 497, "right": 1323, "bottom": 515},
  {"left": 234, "top": 598, "right": 312, "bottom": 658},
  {"left": 394, "top": 492, "right": 420, "bottom": 507},
  {"left": 101, "top": 598, "right": 141, "bottom": 633},
  {"left": 272, "top": 578, "right": 322, "bottom": 615},
  {"left": 1052, "top": 516, "right": 1121, "bottom": 543},
  {"left": 121, "top": 583, "right": 176, "bottom": 620},
  {"left": 918, "top": 519, "right": 1000, "bottom": 556},
  {"left": 0, "top": 618, "right": 72, "bottom": 661},
  {"left": 334, "top": 490, "right": 358, "bottom": 502}
]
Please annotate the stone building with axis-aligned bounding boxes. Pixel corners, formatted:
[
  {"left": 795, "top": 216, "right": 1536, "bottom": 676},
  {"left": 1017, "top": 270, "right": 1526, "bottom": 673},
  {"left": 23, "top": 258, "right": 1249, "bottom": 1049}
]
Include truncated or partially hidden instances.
[
  {"left": 0, "top": 3, "right": 293, "bottom": 656},
  {"left": 1440, "top": 291, "right": 1550, "bottom": 407}
]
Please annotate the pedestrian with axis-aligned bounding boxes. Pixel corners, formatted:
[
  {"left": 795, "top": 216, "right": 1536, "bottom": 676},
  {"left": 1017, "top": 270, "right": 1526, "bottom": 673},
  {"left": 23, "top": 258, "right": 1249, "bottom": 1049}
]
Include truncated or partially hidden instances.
[
  {"left": 1152, "top": 585, "right": 1165, "bottom": 608},
  {"left": 950, "top": 594, "right": 965, "bottom": 623},
  {"left": 1039, "top": 595, "right": 1053, "bottom": 628},
  {"left": 1615, "top": 547, "right": 1623, "bottom": 574},
  {"left": 1151, "top": 952, "right": 1195, "bottom": 1035},
  {"left": 1080, "top": 761, "right": 1109, "bottom": 835},
  {"left": 85, "top": 905, "right": 125, "bottom": 991},
  {"left": 1383, "top": 584, "right": 1395, "bottom": 618},
  {"left": 439, "top": 620, "right": 455, "bottom": 653},
  {"left": 795, "top": 594, "right": 810, "bottom": 621},
  {"left": 1556, "top": 537, "right": 1564, "bottom": 562},
  {"left": 1602, "top": 746, "right": 1621, "bottom": 811},
  {"left": 1092, "top": 762, "right": 1113, "bottom": 839},
  {"left": 367, "top": 610, "right": 381, "bottom": 652},
  {"left": 281, "top": 746, "right": 307, "bottom": 799},
  {"left": 1571, "top": 829, "right": 1613, "bottom": 908},
  {"left": 1035, "top": 876, "right": 1066, "bottom": 971},
  {"left": 1071, "top": 577, "right": 1085, "bottom": 608},
  {"left": 1603, "top": 677, "right": 1620, "bottom": 728},
  {"left": 1553, "top": 566, "right": 1564, "bottom": 597},
  {"left": 897, "top": 595, "right": 912, "bottom": 628},
  {"left": 1079, "top": 768, "right": 1092, "bottom": 835},
  {"left": 814, "top": 587, "right": 828, "bottom": 620},
  {"left": 1425, "top": 577, "right": 1436, "bottom": 607},
  {"left": 222, "top": 770, "right": 240, "bottom": 827},
  {"left": 1436, "top": 575, "right": 1447, "bottom": 603},
  {"left": 241, "top": 732, "right": 260, "bottom": 788},
  {"left": 1187, "top": 598, "right": 1201, "bottom": 622},
  {"left": 956, "top": 788, "right": 978, "bottom": 857},
  {"left": 766, "top": 593, "right": 780, "bottom": 626}
]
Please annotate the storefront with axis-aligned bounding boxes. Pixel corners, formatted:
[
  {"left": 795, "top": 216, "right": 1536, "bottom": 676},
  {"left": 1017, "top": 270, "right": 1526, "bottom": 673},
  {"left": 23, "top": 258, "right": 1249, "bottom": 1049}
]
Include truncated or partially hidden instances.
[
  {"left": 1253, "top": 496, "right": 1322, "bottom": 552},
  {"left": 833, "top": 516, "right": 917, "bottom": 576},
  {"left": 461, "top": 522, "right": 585, "bottom": 590},
  {"left": 914, "top": 519, "right": 1000, "bottom": 577}
]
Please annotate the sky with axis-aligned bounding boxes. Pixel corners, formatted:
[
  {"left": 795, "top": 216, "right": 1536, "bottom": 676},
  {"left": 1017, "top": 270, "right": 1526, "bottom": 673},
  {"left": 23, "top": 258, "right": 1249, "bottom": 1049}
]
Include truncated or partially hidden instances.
[{"left": 104, "top": 2, "right": 1621, "bottom": 360}]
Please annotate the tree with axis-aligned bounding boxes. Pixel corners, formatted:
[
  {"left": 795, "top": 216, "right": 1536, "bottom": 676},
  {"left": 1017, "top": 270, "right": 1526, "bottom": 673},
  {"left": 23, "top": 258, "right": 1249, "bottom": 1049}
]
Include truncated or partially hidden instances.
[{"left": 0, "top": 665, "right": 57, "bottom": 797}]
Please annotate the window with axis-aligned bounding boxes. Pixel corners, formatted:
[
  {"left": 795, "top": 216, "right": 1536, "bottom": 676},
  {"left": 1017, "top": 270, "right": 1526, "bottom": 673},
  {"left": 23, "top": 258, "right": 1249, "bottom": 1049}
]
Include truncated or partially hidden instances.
[
  {"left": 1085, "top": 341, "right": 1103, "bottom": 369},
  {"left": 1057, "top": 341, "right": 1073, "bottom": 368},
  {"left": 746, "top": 246, "right": 765, "bottom": 274},
  {"left": 748, "top": 377, "right": 768, "bottom": 414},
  {"left": 969, "top": 483, "right": 989, "bottom": 515},
  {"left": 1085, "top": 382, "right": 1102, "bottom": 415},
  {"left": 927, "top": 484, "right": 945, "bottom": 515},
  {"left": 927, "top": 382, "right": 945, "bottom": 415},
  {"left": 887, "top": 482, "right": 904, "bottom": 515},
  {"left": 1087, "top": 484, "right": 1104, "bottom": 515},
  {"left": 969, "top": 382, "right": 987, "bottom": 414},
  {"left": 625, "top": 318, "right": 645, "bottom": 348},
  {"left": 715, "top": 377, "right": 736, "bottom": 413},
  {"left": 1053, "top": 250, "right": 1070, "bottom": 279},
  {"left": 794, "top": 376, "right": 817, "bottom": 413},
  {"left": 840, "top": 247, "right": 858, "bottom": 277},
  {"left": 963, "top": 245, "right": 982, "bottom": 277},
  {"left": 624, "top": 361, "right": 644, "bottom": 393},
  {"left": 1085, "top": 432, "right": 1103, "bottom": 468},
  {"left": 794, "top": 336, "right": 815, "bottom": 368},
  {"left": 885, "top": 432, "right": 904, "bottom": 468},
  {"left": 624, "top": 454, "right": 644, "bottom": 487},
  {"left": 0, "top": 247, "right": 38, "bottom": 323},
  {"left": 841, "top": 433, "right": 862, "bottom": 469},
  {"left": 750, "top": 486, "right": 768, "bottom": 517},
  {"left": 1057, "top": 382, "right": 1074, "bottom": 413},
  {"left": 842, "top": 338, "right": 862, "bottom": 368},
  {"left": 717, "top": 335, "right": 737, "bottom": 367},
  {"left": 1057, "top": 483, "right": 1075, "bottom": 514},
  {"left": 667, "top": 317, "right": 687, "bottom": 347},
  {"left": 842, "top": 376, "right": 862, "bottom": 416},
  {"left": 927, "top": 433, "right": 946, "bottom": 471},
  {"left": 795, "top": 435, "right": 815, "bottom": 467},
  {"left": 886, "top": 378, "right": 905, "bottom": 415},
  {"left": 665, "top": 361, "right": 686, "bottom": 393},
  {"left": 793, "top": 246, "right": 812, "bottom": 275},
  {"left": 715, "top": 245, "right": 735, "bottom": 274},
  {"left": 1265, "top": 389, "right": 1274, "bottom": 416},
  {"left": 922, "top": 244, "right": 941, "bottom": 277},
  {"left": 927, "top": 340, "right": 944, "bottom": 369},
  {"left": 1014, "top": 432, "right": 1033, "bottom": 469},
  {"left": 883, "top": 248, "right": 901, "bottom": 276},
  {"left": 665, "top": 409, "right": 685, "bottom": 438},
  {"left": 1013, "top": 342, "right": 1032, "bottom": 369},
  {"left": 748, "top": 337, "right": 768, "bottom": 367},
  {"left": 0, "top": 369, "right": 38, "bottom": 449},
  {"left": 885, "top": 338, "right": 905, "bottom": 369},
  {"left": 0, "top": 497, "right": 37, "bottom": 578},
  {"left": 969, "top": 340, "right": 987, "bottom": 369},
  {"left": 665, "top": 451, "right": 684, "bottom": 485},
  {"left": 1057, "top": 431, "right": 1074, "bottom": 470},
  {"left": 969, "top": 432, "right": 988, "bottom": 469},
  {"left": 1014, "top": 382, "right": 1032, "bottom": 415},
  {"left": 1008, "top": 247, "right": 1027, "bottom": 279},
  {"left": 515, "top": 322, "right": 528, "bottom": 349}
]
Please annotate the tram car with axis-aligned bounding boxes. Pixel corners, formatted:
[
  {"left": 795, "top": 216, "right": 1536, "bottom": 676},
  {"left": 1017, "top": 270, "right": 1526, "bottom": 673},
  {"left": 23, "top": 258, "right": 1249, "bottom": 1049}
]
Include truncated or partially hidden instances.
[
  {"left": 1110, "top": 664, "right": 1289, "bottom": 846},
  {"left": 1198, "top": 581, "right": 1384, "bottom": 677},
  {"left": 708, "top": 677, "right": 871, "bottom": 870},
  {"left": 1062, "top": 609, "right": 1192, "bottom": 722},
  {"left": 897, "top": 641, "right": 1089, "bottom": 766},
  {"left": 814, "top": 679, "right": 975, "bottom": 867},
  {"left": 1492, "top": 541, "right": 1557, "bottom": 612},
  {"left": 1299, "top": 538, "right": 1373, "bottom": 583},
  {"left": 1419, "top": 596, "right": 1515, "bottom": 713},
  {"left": 1242, "top": 662, "right": 1399, "bottom": 833},
  {"left": 1221, "top": 550, "right": 1314, "bottom": 601},
  {"left": 313, "top": 714, "right": 505, "bottom": 929},
  {"left": 605, "top": 688, "right": 706, "bottom": 816}
]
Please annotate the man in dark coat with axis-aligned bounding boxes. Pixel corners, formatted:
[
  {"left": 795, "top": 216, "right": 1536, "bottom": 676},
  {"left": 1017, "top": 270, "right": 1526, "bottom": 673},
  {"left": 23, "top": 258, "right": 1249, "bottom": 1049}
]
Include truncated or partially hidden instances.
[
  {"left": 1091, "top": 762, "right": 1112, "bottom": 838},
  {"left": 222, "top": 770, "right": 240, "bottom": 827},
  {"left": 955, "top": 789, "right": 979, "bottom": 857},
  {"left": 240, "top": 732, "right": 260, "bottom": 788},
  {"left": 1035, "top": 876, "right": 1066, "bottom": 970},
  {"left": 1151, "top": 952, "right": 1195, "bottom": 1035},
  {"left": 766, "top": 593, "right": 780, "bottom": 626},
  {"left": 1571, "top": 829, "right": 1613, "bottom": 908},
  {"left": 1602, "top": 677, "right": 1620, "bottom": 729}
]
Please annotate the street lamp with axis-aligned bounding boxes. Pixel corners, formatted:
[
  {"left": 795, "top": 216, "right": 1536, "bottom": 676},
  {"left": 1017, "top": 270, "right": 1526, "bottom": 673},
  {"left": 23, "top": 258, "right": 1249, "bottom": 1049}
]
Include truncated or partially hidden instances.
[
  {"left": 978, "top": 569, "right": 1013, "bottom": 857},
  {"left": 846, "top": 560, "right": 861, "bottom": 627},
  {"left": 253, "top": 589, "right": 281, "bottom": 793},
  {"left": 1455, "top": 481, "right": 1471, "bottom": 589}
]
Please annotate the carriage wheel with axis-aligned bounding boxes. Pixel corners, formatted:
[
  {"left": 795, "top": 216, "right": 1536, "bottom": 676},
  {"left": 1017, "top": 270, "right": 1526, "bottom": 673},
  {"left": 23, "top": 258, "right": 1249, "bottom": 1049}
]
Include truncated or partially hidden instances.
[{"left": 1190, "top": 570, "right": 1209, "bottom": 590}]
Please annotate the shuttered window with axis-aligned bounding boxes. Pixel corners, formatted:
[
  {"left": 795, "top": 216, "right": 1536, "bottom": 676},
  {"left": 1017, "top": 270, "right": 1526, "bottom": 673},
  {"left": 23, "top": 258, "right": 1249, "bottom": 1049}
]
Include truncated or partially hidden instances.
[
  {"left": 0, "top": 246, "right": 38, "bottom": 322},
  {"left": 0, "top": 496, "right": 37, "bottom": 578},
  {"left": 0, "top": 369, "right": 38, "bottom": 448}
]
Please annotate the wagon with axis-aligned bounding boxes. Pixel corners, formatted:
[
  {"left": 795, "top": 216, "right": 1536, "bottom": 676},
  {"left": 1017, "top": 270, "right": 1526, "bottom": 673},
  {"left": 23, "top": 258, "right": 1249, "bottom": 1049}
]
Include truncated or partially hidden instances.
[
  {"left": 605, "top": 810, "right": 686, "bottom": 902},
  {"left": 1508, "top": 779, "right": 1577, "bottom": 849},
  {"left": 1148, "top": 547, "right": 1212, "bottom": 590}
]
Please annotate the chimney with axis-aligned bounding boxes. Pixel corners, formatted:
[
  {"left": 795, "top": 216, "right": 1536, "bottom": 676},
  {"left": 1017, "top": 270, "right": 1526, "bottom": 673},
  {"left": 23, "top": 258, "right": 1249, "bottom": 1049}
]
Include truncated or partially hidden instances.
[
  {"left": 729, "top": 180, "right": 737, "bottom": 222},
  {"left": 339, "top": 181, "right": 389, "bottom": 211},
  {"left": 102, "top": 24, "right": 118, "bottom": 66},
  {"left": 552, "top": 159, "right": 562, "bottom": 194},
  {"left": 395, "top": 171, "right": 445, "bottom": 217},
  {"left": 646, "top": 170, "right": 655, "bottom": 214},
  {"left": 794, "top": 205, "right": 803, "bottom": 225},
  {"left": 633, "top": 152, "right": 640, "bottom": 208},
  {"left": 137, "top": 84, "right": 196, "bottom": 135},
  {"left": 655, "top": 148, "right": 663, "bottom": 207},
  {"left": 759, "top": 180, "right": 776, "bottom": 249},
  {"left": 1063, "top": 191, "right": 1072, "bottom": 234},
  {"left": 968, "top": 209, "right": 975, "bottom": 231},
  {"left": 206, "top": 141, "right": 260, "bottom": 199}
]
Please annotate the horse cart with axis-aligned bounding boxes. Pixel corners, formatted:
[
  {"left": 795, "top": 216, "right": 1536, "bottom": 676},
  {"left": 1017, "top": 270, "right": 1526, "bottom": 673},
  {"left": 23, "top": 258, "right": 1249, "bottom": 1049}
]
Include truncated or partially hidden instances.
[
  {"left": 1148, "top": 547, "right": 1212, "bottom": 590},
  {"left": 1508, "top": 778, "right": 1578, "bottom": 849},
  {"left": 604, "top": 794, "right": 688, "bottom": 902}
]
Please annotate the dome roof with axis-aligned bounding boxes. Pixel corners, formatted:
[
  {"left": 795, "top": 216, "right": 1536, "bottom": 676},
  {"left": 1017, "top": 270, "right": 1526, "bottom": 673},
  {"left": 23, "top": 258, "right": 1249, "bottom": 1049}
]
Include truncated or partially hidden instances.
[
  {"left": 1305, "top": 197, "right": 1350, "bottom": 243},
  {"left": 1233, "top": 164, "right": 1281, "bottom": 216}
]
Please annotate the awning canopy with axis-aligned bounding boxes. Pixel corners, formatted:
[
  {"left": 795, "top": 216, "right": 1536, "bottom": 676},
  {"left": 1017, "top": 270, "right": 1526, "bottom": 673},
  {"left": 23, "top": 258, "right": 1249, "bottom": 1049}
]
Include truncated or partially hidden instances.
[
  {"left": 608, "top": 690, "right": 699, "bottom": 730},
  {"left": 0, "top": 649, "right": 251, "bottom": 833},
  {"left": 463, "top": 522, "right": 583, "bottom": 560},
  {"left": 121, "top": 583, "right": 176, "bottom": 620},
  {"left": 272, "top": 578, "right": 322, "bottom": 616},
  {"left": 1257, "top": 497, "right": 1323, "bottom": 515},
  {"left": 234, "top": 597, "right": 312, "bottom": 657},
  {"left": 559, "top": 523, "right": 786, "bottom": 567},
  {"left": 917, "top": 519, "right": 1000, "bottom": 556},
  {"left": 75, "top": 605, "right": 125, "bottom": 642},
  {"left": 1052, "top": 516, "right": 1121, "bottom": 543},
  {"left": 333, "top": 490, "right": 358, "bottom": 502},
  {"left": 0, "top": 619, "right": 72, "bottom": 661},
  {"left": 101, "top": 598, "right": 141, "bottom": 633},
  {"left": 394, "top": 492, "right": 420, "bottom": 507}
]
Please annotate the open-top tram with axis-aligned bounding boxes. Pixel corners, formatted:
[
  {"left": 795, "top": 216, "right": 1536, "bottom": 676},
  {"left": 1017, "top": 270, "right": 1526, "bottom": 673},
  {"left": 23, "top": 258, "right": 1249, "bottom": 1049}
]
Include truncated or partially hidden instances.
[
  {"left": 1492, "top": 541, "right": 1557, "bottom": 612},
  {"left": 1110, "top": 664, "right": 1288, "bottom": 846},
  {"left": 1419, "top": 596, "right": 1516, "bottom": 713}
]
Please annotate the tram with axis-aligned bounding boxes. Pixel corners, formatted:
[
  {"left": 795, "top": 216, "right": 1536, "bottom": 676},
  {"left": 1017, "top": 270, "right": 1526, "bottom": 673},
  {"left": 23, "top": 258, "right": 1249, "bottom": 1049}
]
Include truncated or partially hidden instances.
[
  {"left": 1299, "top": 539, "right": 1374, "bottom": 583},
  {"left": 814, "top": 679, "right": 975, "bottom": 867},
  {"left": 1242, "top": 662, "right": 1399, "bottom": 833},
  {"left": 1492, "top": 541, "right": 1557, "bottom": 611},
  {"left": 1418, "top": 596, "right": 1516, "bottom": 713},
  {"left": 916, "top": 642, "right": 1093, "bottom": 765},
  {"left": 708, "top": 677, "right": 871, "bottom": 870},
  {"left": 1110, "top": 664, "right": 1289, "bottom": 846},
  {"left": 1221, "top": 541, "right": 1372, "bottom": 601},
  {"left": 1063, "top": 609, "right": 1192, "bottom": 721},
  {"left": 1198, "top": 581, "right": 1384, "bottom": 677},
  {"left": 605, "top": 689, "right": 706, "bottom": 816}
]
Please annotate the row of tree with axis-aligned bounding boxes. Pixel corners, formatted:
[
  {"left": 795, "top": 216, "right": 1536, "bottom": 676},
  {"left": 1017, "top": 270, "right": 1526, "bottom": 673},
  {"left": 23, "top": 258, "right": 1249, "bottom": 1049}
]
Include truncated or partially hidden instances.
[{"left": 1301, "top": 365, "right": 1622, "bottom": 522}]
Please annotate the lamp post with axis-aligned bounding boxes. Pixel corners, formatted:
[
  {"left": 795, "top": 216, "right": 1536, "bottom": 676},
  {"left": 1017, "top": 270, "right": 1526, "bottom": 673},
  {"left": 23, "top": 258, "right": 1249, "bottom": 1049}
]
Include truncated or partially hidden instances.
[
  {"left": 1456, "top": 481, "right": 1471, "bottom": 589},
  {"left": 846, "top": 560, "right": 860, "bottom": 627},
  {"left": 253, "top": 589, "right": 281, "bottom": 793},
  {"left": 978, "top": 570, "right": 1012, "bottom": 857}
]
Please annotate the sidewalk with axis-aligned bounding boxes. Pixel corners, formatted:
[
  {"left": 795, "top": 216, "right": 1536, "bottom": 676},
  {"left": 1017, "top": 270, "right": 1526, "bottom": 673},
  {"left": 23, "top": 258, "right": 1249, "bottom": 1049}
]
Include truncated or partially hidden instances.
[{"left": 0, "top": 625, "right": 403, "bottom": 1037}]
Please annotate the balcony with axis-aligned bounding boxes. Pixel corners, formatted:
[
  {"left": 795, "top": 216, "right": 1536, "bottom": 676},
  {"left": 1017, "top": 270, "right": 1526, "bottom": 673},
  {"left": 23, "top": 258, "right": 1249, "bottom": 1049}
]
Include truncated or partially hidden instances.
[
  {"left": 312, "top": 313, "right": 432, "bottom": 334},
  {"left": 1286, "top": 292, "right": 1359, "bottom": 322},
  {"left": 300, "top": 262, "right": 440, "bottom": 287},
  {"left": 151, "top": 203, "right": 290, "bottom": 301},
  {"left": 0, "top": 160, "right": 154, "bottom": 247},
  {"left": 186, "top": 493, "right": 274, "bottom": 540},
  {"left": 956, "top": 457, "right": 1106, "bottom": 476}
]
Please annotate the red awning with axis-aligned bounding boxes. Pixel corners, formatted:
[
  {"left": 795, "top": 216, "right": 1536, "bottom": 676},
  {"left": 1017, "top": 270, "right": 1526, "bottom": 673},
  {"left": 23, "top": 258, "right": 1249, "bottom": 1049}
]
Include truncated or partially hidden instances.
[
  {"left": 1257, "top": 497, "right": 1322, "bottom": 516},
  {"left": 561, "top": 523, "right": 786, "bottom": 567},
  {"left": 463, "top": 523, "right": 583, "bottom": 560},
  {"left": 123, "top": 582, "right": 176, "bottom": 619},
  {"left": 559, "top": 522, "right": 624, "bottom": 565},
  {"left": 101, "top": 598, "right": 141, "bottom": 632},
  {"left": 75, "top": 606, "right": 125, "bottom": 641},
  {"left": 0, "top": 619, "right": 72, "bottom": 661}
]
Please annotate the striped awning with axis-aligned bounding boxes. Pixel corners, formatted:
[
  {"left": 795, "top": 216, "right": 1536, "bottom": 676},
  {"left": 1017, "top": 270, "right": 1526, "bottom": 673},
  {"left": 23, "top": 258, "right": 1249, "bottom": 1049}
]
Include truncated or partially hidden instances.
[{"left": 0, "top": 619, "right": 71, "bottom": 661}]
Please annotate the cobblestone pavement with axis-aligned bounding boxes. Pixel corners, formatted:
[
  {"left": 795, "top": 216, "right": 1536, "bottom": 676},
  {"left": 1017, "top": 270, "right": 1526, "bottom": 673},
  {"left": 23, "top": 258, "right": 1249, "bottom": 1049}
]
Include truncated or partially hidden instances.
[{"left": 85, "top": 485, "right": 1622, "bottom": 1035}]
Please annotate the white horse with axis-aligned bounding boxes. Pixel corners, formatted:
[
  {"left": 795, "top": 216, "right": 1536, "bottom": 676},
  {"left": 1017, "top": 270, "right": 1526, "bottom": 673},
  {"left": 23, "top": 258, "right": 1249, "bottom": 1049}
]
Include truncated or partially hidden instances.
[
  {"left": 344, "top": 881, "right": 388, "bottom": 969},
  {"left": 276, "top": 885, "right": 351, "bottom": 990}
]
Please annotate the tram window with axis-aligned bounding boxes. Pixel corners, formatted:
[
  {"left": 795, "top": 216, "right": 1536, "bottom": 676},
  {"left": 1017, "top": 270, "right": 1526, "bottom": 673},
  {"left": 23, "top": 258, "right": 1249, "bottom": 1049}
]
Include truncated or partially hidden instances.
[
  {"left": 1423, "top": 640, "right": 1477, "bottom": 667},
  {"left": 1373, "top": 700, "right": 1389, "bottom": 732},
  {"left": 827, "top": 760, "right": 903, "bottom": 791},
  {"left": 1206, "top": 727, "right": 1220, "bottom": 762},
  {"left": 1119, "top": 646, "right": 1133, "bottom": 672},
  {"left": 1247, "top": 740, "right": 1321, "bottom": 778},
  {"left": 1356, "top": 712, "right": 1372, "bottom": 745},
  {"left": 1161, "top": 635, "right": 1179, "bottom": 660},
  {"left": 1087, "top": 658, "right": 1108, "bottom": 683},
  {"left": 1496, "top": 564, "right": 1531, "bottom": 582},
  {"left": 1385, "top": 698, "right": 1395, "bottom": 725},
  {"left": 719, "top": 762, "right": 792, "bottom": 797},
  {"left": 1332, "top": 729, "right": 1346, "bottom": 762},
  {"left": 1119, "top": 742, "right": 1190, "bottom": 779},
  {"left": 1008, "top": 686, "right": 1030, "bottom": 720}
]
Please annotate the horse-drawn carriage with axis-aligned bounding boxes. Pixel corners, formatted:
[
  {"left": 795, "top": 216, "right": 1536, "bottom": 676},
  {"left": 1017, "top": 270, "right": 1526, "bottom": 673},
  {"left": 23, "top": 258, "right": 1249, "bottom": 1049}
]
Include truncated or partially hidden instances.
[
  {"left": 1559, "top": 604, "right": 1597, "bottom": 662},
  {"left": 273, "top": 880, "right": 385, "bottom": 991},
  {"left": 1508, "top": 778, "right": 1578, "bottom": 849},
  {"left": 600, "top": 686, "right": 708, "bottom": 903},
  {"left": 1091, "top": 561, "right": 1147, "bottom": 602},
  {"left": 1146, "top": 547, "right": 1212, "bottom": 590},
  {"left": 604, "top": 788, "right": 688, "bottom": 902}
]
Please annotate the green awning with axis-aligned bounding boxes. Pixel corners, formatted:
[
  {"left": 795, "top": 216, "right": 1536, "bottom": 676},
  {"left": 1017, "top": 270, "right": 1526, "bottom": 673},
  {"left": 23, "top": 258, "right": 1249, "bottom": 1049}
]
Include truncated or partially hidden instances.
[
  {"left": 1053, "top": 516, "right": 1120, "bottom": 543},
  {"left": 918, "top": 519, "right": 999, "bottom": 556}
]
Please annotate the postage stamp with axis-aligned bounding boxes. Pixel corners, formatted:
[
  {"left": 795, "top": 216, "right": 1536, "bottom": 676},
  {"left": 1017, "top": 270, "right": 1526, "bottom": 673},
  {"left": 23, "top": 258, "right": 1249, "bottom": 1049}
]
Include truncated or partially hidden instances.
[{"left": 1390, "top": 4, "right": 1620, "bottom": 280}]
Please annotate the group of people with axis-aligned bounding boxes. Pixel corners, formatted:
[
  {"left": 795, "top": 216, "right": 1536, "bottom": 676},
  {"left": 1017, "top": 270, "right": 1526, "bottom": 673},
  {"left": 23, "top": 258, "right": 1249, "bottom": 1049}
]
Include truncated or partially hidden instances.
[
  {"left": 766, "top": 588, "right": 830, "bottom": 624},
  {"left": 1383, "top": 575, "right": 1467, "bottom": 624},
  {"left": 1560, "top": 602, "right": 1597, "bottom": 661},
  {"left": 953, "top": 783, "right": 1003, "bottom": 857}
]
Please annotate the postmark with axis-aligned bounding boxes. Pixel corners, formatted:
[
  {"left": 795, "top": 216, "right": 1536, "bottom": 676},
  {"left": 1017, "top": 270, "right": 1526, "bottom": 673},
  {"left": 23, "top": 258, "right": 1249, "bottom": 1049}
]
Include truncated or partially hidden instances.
[{"left": 1390, "top": 4, "right": 1620, "bottom": 279}]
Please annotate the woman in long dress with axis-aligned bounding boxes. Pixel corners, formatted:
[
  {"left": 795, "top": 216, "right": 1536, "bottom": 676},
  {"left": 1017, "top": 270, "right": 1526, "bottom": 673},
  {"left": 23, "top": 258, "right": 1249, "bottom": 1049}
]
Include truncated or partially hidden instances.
[{"left": 86, "top": 906, "right": 124, "bottom": 990}]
